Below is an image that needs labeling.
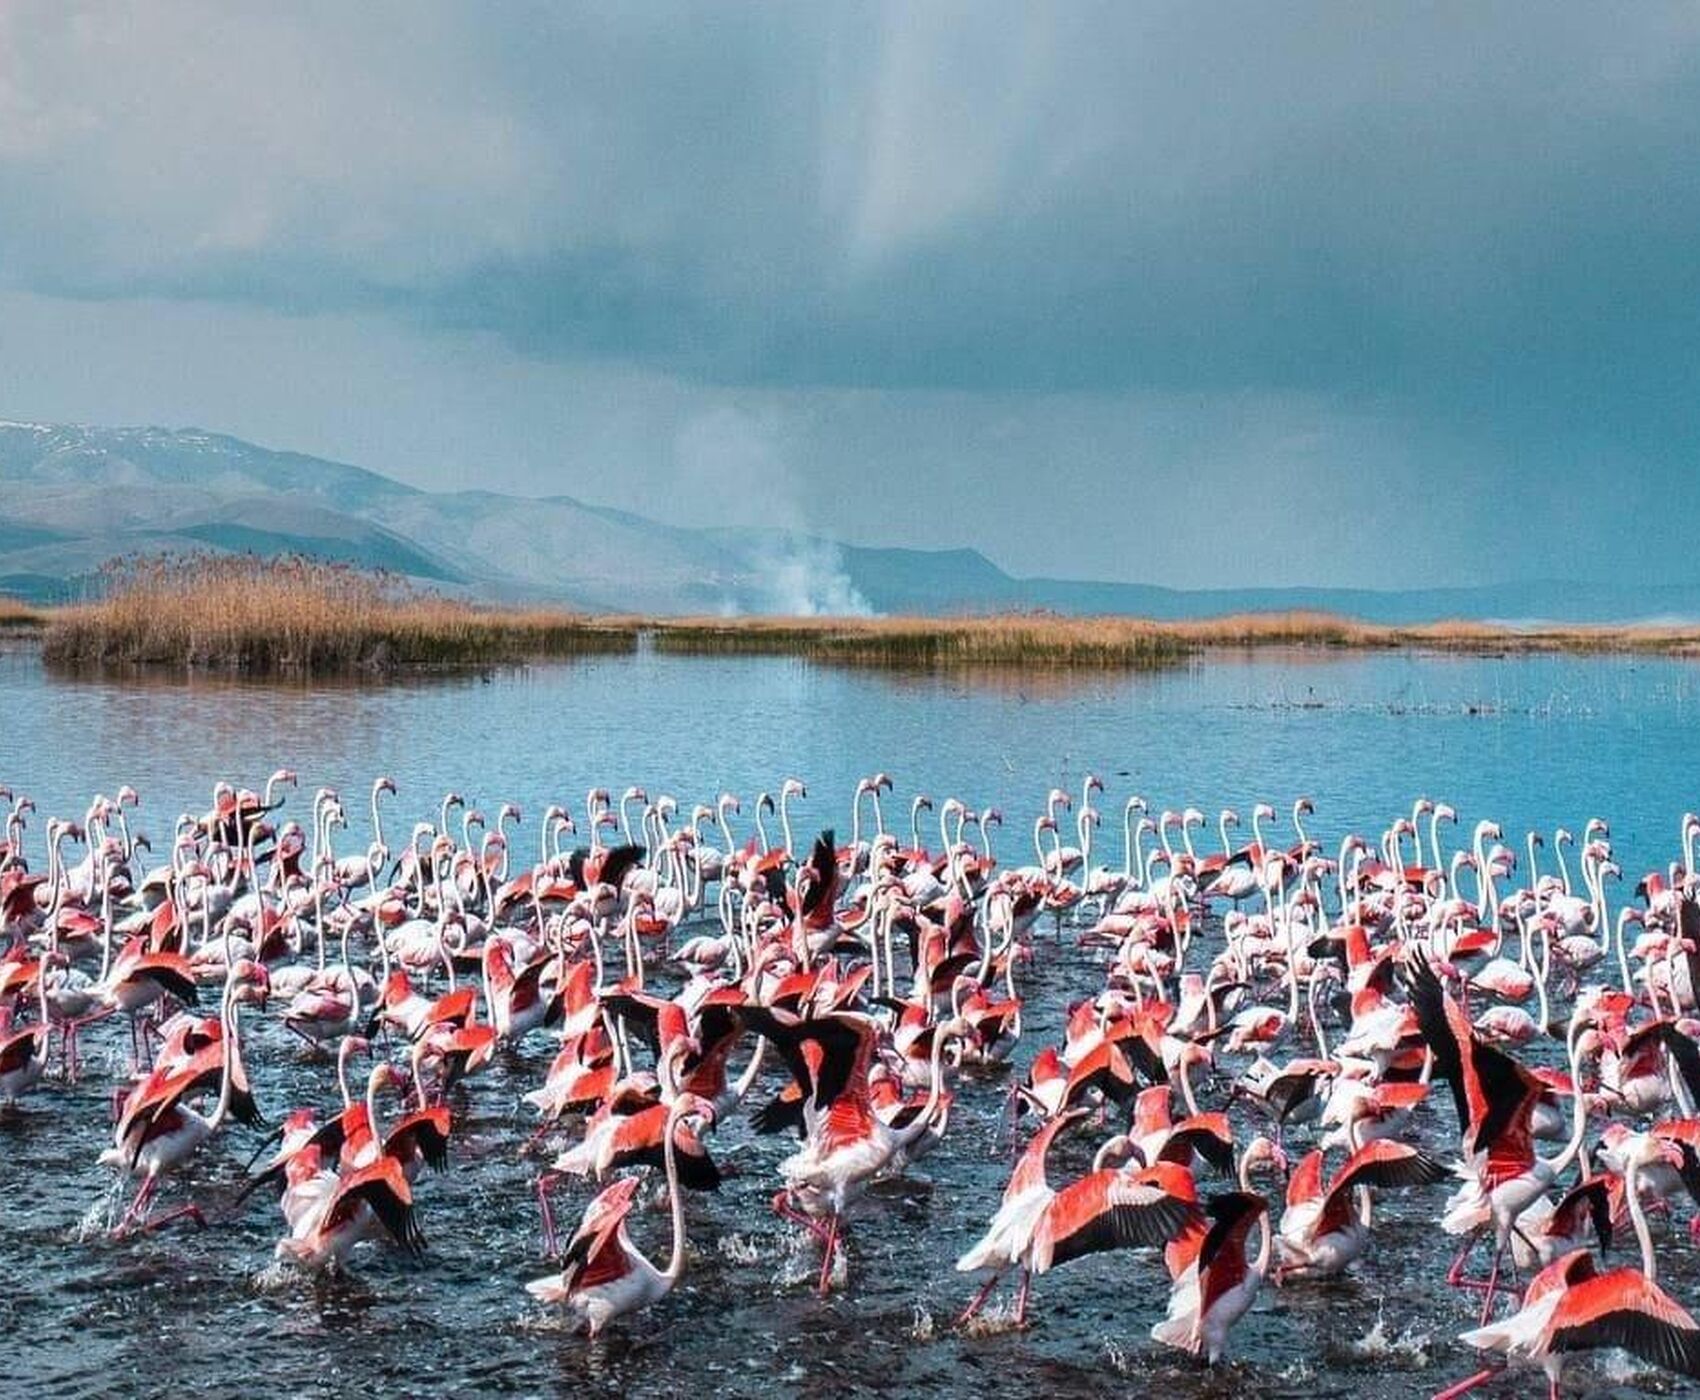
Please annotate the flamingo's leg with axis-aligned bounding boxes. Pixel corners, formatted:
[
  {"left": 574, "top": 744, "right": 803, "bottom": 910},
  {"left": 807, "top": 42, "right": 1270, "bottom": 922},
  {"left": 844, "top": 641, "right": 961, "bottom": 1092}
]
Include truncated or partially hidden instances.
[
  {"left": 957, "top": 1270, "right": 1004, "bottom": 1326},
  {"left": 1429, "top": 1366, "right": 1500, "bottom": 1400},
  {"left": 771, "top": 1190, "right": 832, "bottom": 1245},
  {"left": 1445, "top": 1231, "right": 1480, "bottom": 1287},
  {"left": 142, "top": 1201, "right": 206, "bottom": 1233},
  {"left": 1014, "top": 1268, "right": 1031, "bottom": 1327},
  {"left": 1478, "top": 1239, "right": 1505, "bottom": 1324},
  {"left": 816, "top": 1213, "right": 840, "bottom": 1295},
  {"left": 536, "top": 1171, "right": 562, "bottom": 1257},
  {"left": 113, "top": 1176, "right": 157, "bottom": 1236}
]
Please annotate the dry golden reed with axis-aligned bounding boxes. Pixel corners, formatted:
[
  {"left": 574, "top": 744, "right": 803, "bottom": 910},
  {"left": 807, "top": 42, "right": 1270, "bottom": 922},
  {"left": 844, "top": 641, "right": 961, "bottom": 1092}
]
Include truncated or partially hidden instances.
[
  {"left": 40, "top": 554, "right": 638, "bottom": 673},
  {"left": 649, "top": 609, "right": 1700, "bottom": 667},
  {"left": 0, "top": 594, "right": 44, "bottom": 629},
  {"left": 22, "top": 554, "right": 1700, "bottom": 676}
]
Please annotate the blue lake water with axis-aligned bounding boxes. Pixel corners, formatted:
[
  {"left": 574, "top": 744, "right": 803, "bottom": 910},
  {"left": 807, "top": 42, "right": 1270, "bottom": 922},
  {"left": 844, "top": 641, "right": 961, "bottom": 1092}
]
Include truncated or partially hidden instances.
[{"left": 2, "top": 640, "right": 1697, "bottom": 1397}]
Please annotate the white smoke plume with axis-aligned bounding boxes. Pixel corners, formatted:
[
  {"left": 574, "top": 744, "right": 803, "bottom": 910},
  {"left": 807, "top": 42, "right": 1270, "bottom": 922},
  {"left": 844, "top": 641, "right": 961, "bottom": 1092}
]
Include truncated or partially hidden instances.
[{"left": 674, "top": 405, "right": 875, "bottom": 617}]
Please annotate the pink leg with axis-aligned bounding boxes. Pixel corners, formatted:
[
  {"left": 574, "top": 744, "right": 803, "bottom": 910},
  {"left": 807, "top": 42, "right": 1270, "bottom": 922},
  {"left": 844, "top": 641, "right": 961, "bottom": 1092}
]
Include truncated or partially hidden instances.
[
  {"left": 1014, "top": 1268, "right": 1030, "bottom": 1327},
  {"left": 1446, "top": 1232, "right": 1480, "bottom": 1287},
  {"left": 816, "top": 1214, "right": 840, "bottom": 1294},
  {"left": 536, "top": 1172, "right": 561, "bottom": 1257},
  {"left": 957, "top": 1270, "right": 1003, "bottom": 1326},
  {"left": 113, "top": 1177, "right": 157, "bottom": 1236},
  {"left": 1478, "top": 1240, "right": 1505, "bottom": 1324},
  {"left": 1430, "top": 1366, "right": 1500, "bottom": 1400},
  {"left": 142, "top": 1202, "right": 206, "bottom": 1233},
  {"left": 771, "top": 1191, "right": 833, "bottom": 1245}
]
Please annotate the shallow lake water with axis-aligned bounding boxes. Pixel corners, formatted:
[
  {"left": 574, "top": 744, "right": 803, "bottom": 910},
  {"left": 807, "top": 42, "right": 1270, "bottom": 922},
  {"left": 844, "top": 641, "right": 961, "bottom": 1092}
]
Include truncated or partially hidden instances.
[{"left": 4, "top": 641, "right": 1700, "bottom": 1398}]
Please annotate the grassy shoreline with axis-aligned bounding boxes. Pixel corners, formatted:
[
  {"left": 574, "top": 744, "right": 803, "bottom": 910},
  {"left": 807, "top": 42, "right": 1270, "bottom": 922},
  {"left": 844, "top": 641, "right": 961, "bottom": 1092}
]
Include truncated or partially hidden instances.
[
  {"left": 9, "top": 559, "right": 1700, "bottom": 676},
  {"left": 30, "top": 557, "right": 639, "bottom": 674},
  {"left": 646, "top": 611, "right": 1700, "bottom": 666}
]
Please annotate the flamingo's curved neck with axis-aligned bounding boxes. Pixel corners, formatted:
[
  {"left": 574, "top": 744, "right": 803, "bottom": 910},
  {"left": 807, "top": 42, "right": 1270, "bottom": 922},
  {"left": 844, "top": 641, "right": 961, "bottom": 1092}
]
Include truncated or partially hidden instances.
[
  {"left": 207, "top": 977, "right": 241, "bottom": 1132},
  {"left": 1545, "top": 1020, "right": 1590, "bottom": 1176},
  {"left": 892, "top": 1028, "right": 955, "bottom": 1151},
  {"left": 1625, "top": 1157, "right": 1656, "bottom": 1282},
  {"left": 661, "top": 1099, "right": 691, "bottom": 1283}
]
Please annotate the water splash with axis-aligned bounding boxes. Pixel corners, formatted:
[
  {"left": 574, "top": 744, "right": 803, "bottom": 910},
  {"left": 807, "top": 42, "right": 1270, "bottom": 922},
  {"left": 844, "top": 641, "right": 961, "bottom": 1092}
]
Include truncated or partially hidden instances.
[
  {"left": 73, "top": 1180, "right": 124, "bottom": 1242},
  {"left": 1343, "top": 1313, "right": 1431, "bottom": 1368},
  {"left": 958, "top": 1297, "right": 1023, "bottom": 1337},
  {"left": 1100, "top": 1337, "right": 1133, "bottom": 1374},
  {"left": 716, "top": 1231, "right": 765, "bottom": 1265},
  {"left": 250, "top": 1259, "right": 295, "bottom": 1293},
  {"left": 772, "top": 1233, "right": 847, "bottom": 1290}
]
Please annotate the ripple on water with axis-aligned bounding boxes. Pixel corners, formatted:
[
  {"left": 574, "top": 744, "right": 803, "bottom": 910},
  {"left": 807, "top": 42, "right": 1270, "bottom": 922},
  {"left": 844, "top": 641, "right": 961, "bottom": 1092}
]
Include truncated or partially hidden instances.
[{"left": 7, "top": 650, "right": 1700, "bottom": 1398}]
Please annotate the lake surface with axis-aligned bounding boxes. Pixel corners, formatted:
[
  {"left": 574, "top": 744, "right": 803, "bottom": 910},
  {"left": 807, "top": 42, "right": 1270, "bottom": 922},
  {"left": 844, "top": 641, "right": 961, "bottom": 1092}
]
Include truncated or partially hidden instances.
[{"left": 4, "top": 641, "right": 1700, "bottom": 1398}]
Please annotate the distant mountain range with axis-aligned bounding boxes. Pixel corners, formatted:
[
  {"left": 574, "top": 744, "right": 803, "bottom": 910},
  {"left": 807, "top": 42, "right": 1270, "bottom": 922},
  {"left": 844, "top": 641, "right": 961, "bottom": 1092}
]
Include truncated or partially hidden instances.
[{"left": 0, "top": 419, "right": 1692, "bottom": 623}]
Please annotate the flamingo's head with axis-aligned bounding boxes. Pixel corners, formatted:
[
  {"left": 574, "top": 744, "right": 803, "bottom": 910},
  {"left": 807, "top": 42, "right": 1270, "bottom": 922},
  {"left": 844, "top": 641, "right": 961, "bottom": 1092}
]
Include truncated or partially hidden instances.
[{"left": 1242, "top": 1134, "right": 1288, "bottom": 1179}]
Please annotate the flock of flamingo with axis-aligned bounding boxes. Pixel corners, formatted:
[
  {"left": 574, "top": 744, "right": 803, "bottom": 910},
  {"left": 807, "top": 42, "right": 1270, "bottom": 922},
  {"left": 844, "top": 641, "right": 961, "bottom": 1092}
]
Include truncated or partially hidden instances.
[{"left": 6, "top": 769, "right": 1700, "bottom": 1396}]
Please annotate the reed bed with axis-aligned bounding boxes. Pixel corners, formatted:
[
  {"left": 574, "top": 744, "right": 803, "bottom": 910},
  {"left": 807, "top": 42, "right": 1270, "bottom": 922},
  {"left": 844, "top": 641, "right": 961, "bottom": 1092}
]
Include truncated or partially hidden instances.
[
  {"left": 649, "top": 610, "right": 1700, "bottom": 667},
  {"left": 28, "top": 554, "right": 1700, "bottom": 677},
  {"left": 0, "top": 594, "right": 46, "bottom": 631},
  {"left": 41, "top": 555, "right": 639, "bottom": 674},
  {"left": 650, "top": 614, "right": 1194, "bottom": 668}
]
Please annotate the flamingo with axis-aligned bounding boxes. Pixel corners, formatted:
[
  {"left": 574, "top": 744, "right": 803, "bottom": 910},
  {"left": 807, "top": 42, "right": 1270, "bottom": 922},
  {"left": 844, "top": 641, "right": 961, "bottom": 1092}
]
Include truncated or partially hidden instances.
[
  {"left": 1274, "top": 1134, "right": 1447, "bottom": 1279},
  {"left": 525, "top": 1092, "right": 716, "bottom": 1334},
  {"left": 100, "top": 960, "right": 267, "bottom": 1234},
  {"left": 1151, "top": 1135, "right": 1286, "bottom": 1362},
  {"left": 956, "top": 1106, "right": 1201, "bottom": 1325},
  {"left": 1444, "top": 1134, "right": 1700, "bottom": 1398}
]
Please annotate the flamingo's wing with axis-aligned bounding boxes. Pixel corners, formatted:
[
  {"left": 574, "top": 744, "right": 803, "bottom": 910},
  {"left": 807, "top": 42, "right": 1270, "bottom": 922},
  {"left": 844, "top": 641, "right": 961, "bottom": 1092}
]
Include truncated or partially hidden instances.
[
  {"left": 387, "top": 1106, "right": 452, "bottom": 1172},
  {"left": 1547, "top": 1270, "right": 1700, "bottom": 1377},
  {"left": 328, "top": 1157, "right": 425, "bottom": 1256},
  {"left": 1548, "top": 1176, "right": 1614, "bottom": 1254},
  {"left": 1405, "top": 952, "right": 1468, "bottom": 1131},
  {"left": 1032, "top": 1169, "right": 1200, "bottom": 1273},
  {"left": 1159, "top": 1113, "right": 1235, "bottom": 1175},
  {"left": 735, "top": 1006, "right": 871, "bottom": 1113},
  {"left": 1315, "top": 1138, "right": 1448, "bottom": 1236}
]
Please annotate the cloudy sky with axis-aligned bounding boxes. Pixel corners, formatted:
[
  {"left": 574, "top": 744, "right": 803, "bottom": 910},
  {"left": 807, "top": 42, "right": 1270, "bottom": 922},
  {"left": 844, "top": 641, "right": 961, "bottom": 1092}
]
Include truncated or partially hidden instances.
[{"left": 2, "top": 3, "right": 1698, "bottom": 588}]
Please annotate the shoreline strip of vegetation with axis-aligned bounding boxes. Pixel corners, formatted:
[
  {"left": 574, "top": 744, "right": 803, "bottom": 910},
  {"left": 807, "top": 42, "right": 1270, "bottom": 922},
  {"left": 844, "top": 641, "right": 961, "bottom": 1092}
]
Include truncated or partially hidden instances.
[
  {"left": 647, "top": 611, "right": 1700, "bottom": 666},
  {"left": 32, "top": 556, "right": 638, "bottom": 674},
  {"left": 11, "top": 556, "right": 1700, "bottom": 677}
]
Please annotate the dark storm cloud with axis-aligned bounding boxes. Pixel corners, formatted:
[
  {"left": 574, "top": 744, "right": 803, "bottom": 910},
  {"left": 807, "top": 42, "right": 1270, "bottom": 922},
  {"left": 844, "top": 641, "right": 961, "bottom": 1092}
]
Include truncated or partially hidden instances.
[
  {"left": 6, "top": 2, "right": 1700, "bottom": 414},
  {"left": 3, "top": 3, "right": 1700, "bottom": 589}
]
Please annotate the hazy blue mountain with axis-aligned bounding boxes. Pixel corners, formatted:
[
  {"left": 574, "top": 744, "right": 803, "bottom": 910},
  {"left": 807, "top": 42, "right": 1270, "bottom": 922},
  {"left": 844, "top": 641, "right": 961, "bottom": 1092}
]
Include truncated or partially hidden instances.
[{"left": 0, "top": 419, "right": 1692, "bottom": 622}]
